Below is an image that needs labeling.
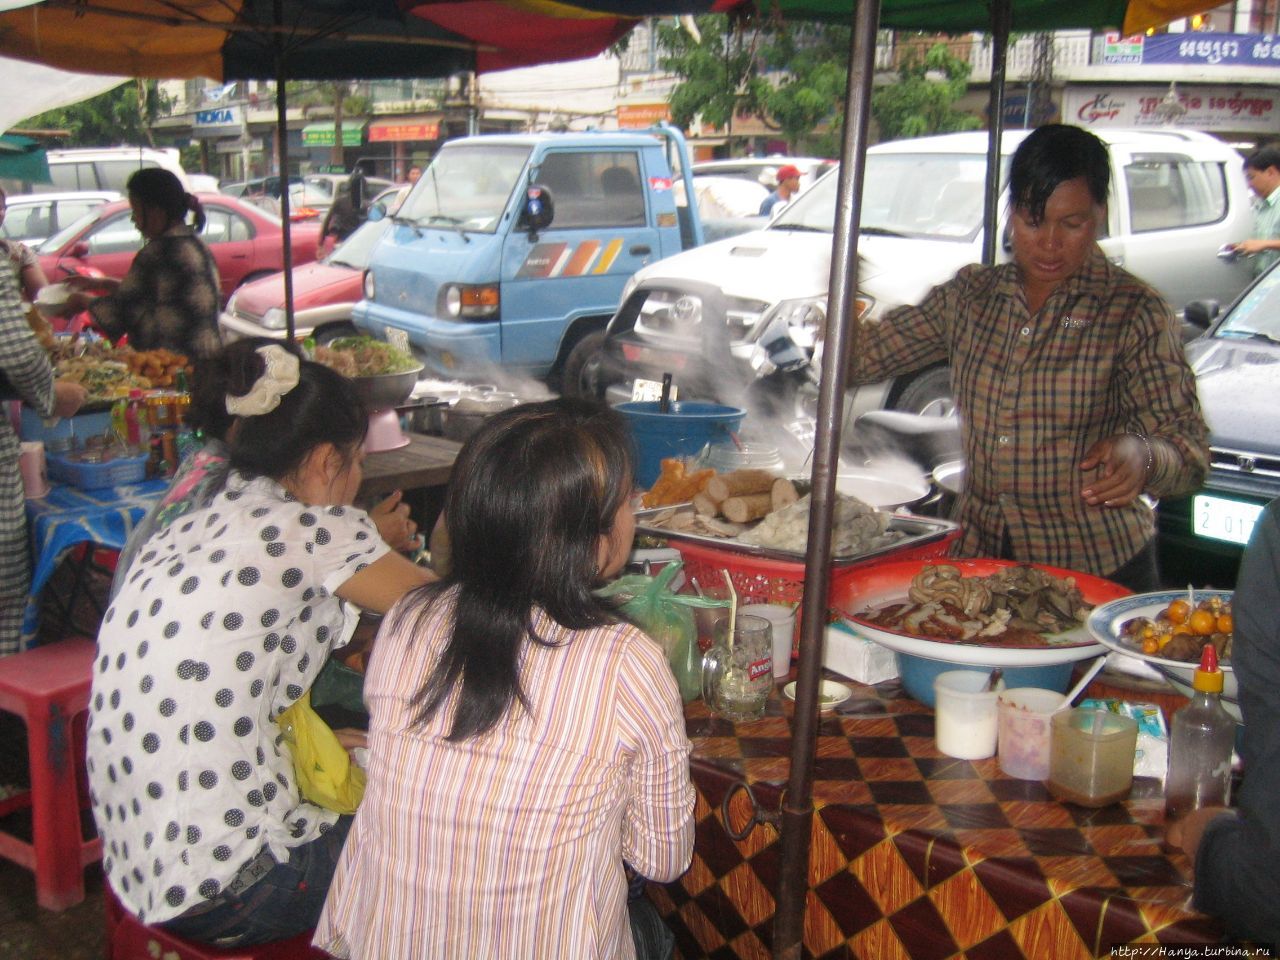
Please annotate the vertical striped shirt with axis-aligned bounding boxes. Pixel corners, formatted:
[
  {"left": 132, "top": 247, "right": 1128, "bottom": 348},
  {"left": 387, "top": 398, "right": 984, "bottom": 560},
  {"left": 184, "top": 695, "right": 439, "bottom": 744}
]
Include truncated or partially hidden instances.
[
  {"left": 315, "top": 590, "right": 694, "bottom": 960},
  {"left": 850, "top": 248, "right": 1208, "bottom": 577},
  {"left": 1251, "top": 185, "right": 1280, "bottom": 277}
]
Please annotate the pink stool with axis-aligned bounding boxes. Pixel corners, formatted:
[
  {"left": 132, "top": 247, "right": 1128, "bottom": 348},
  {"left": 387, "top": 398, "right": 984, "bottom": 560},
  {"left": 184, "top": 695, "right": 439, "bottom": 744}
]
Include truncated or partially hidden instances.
[
  {"left": 0, "top": 635, "right": 101, "bottom": 910},
  {"left": 105, "top": 889, "right": 331, "bottom": 959}
]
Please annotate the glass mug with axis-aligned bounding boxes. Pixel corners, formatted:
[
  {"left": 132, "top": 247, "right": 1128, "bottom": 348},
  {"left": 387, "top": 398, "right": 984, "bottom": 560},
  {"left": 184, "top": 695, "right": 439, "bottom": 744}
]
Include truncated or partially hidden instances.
[{"left": 701, "top": 614, "right": 773, "bottom": 722}]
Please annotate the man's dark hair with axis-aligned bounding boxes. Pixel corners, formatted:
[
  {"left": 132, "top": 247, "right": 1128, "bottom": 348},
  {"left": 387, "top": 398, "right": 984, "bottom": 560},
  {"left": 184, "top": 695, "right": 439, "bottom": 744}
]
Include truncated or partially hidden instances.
[
  {"left": 1245, "top": 144, "right": 1280, "bottom": 174},
  {"left": 1008, "top": 124, "right": 1110, "bottom": 224}
]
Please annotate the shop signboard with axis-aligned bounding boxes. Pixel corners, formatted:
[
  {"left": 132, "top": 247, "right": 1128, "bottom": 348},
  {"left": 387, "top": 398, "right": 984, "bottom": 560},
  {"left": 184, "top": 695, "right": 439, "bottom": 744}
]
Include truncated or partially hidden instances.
[
  {"left": 617, "top": 102, "right": 671, "bottom": 129},
  {"left": 302, "top": 121, "right": 364, "bottom": 147},
  {"left": 1065, "top": 85, "right": 1280, "bottom": 134},
  {"left": 1102, "top": 33, "right": 1145, "bottom": 65},
  {"left": 369, "top": 117, "right": 440, "bottom": 141},
  {"left": 194, "top": 104, "right": 243, "bottom": 139},
  {"left": 1142, "top": 32, "right": 1280, "bottom": 67}
]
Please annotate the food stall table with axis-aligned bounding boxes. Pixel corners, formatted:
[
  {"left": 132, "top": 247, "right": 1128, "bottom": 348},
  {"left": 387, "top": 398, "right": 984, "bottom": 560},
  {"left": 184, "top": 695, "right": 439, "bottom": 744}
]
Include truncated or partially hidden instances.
[
  {"left": 21, "top": 479, "right": 167, "bottom": 647},
  {"left": 652, "top": 677, "right": 1223, "bottom": 960},
  {"left": 358, "top": 432, "right": 462, "bottom": 498}
]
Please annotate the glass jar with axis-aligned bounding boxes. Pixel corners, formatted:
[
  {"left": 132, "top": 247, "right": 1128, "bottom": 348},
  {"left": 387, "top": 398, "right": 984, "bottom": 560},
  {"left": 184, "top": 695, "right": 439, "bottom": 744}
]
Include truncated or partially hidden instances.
[{"left": 701, "top": 614, "right": 773, "bottom": 722}]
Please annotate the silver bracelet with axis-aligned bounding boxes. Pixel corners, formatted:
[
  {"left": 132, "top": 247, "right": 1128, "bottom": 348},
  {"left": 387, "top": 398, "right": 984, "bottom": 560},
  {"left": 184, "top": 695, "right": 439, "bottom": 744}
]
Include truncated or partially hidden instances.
[{"left": 1129, "top": 431, "right": 1154, "bottom": 478}]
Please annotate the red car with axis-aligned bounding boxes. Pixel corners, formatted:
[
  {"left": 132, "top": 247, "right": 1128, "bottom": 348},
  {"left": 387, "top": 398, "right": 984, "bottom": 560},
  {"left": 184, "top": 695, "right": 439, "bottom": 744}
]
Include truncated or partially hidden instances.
[
  {"left": 219, "top": 217, "right": 390, "bottom": 343},
  {"left": 37, "top": 192, "right": 323, "bottom": 305}
]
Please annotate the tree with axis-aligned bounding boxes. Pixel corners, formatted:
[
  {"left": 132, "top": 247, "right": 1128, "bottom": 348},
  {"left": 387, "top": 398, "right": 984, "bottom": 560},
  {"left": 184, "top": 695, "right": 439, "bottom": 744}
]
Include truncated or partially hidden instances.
[
  {"left": 654, "top": 15, "right": 848, "bottom": 156},
  {"left": 870, "top": 41, "right": 981, "bottom": 141},
  {"left": 19, "top": 80, "right": 167, "bottom": 147}
]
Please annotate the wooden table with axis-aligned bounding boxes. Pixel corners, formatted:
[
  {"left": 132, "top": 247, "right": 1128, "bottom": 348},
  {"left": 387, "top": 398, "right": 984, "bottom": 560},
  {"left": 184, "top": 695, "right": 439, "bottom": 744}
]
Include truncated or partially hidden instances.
[
  {"left": 359, "top": 432, "right": 462, "bottom": 498},
  {"left": 652, "top": 675, "right": 1224, "bottom": 960}
]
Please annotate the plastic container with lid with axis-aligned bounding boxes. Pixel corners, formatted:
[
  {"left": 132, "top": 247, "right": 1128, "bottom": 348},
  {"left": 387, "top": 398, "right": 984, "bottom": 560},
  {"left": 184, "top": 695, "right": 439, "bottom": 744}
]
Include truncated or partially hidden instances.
[{"left": 1165, "top": 644, "right": 1236, "bottom": 822}]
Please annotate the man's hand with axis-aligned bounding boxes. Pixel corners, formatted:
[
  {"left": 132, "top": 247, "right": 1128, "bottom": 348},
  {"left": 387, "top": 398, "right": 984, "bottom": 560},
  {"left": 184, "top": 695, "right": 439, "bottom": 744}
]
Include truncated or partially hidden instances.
[
  {"left": 1166, "top": 807, "right": 1233, "bottom": 867},
  {"left": 51, "top": 379, "right": 88, "bottom": 419},
  {"left": 370, "top": 489, "right": 419, "bottom": 552},
  {"left": 1080, "top": 433, "right": 1149, "bottom": 507}
]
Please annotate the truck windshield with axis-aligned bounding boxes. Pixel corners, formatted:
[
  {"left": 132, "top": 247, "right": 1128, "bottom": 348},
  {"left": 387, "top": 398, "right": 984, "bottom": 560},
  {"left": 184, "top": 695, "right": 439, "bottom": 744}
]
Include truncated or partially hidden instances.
[
  {"left": 774, "top": 152, "right": 1005, "bottom": 242},
  {"left": 397, "top": 143, "right": 532, "bottom": 234}
]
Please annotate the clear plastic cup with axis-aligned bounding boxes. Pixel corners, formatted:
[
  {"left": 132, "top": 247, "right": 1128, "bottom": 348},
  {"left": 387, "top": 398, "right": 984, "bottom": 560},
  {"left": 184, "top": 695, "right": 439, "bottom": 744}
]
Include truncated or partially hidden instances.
[
  {"left": 934, "top": 670, "right": 1002, "bottom": 759},
  {"left": 741, "top": 603, "right": 797, "bottom": 679},
  {"left": 1047, "top": 708, "right": 1139, "bottom": 807},
  {"left": 997, "top": 688, "right": 1066, "bottom": 780}
]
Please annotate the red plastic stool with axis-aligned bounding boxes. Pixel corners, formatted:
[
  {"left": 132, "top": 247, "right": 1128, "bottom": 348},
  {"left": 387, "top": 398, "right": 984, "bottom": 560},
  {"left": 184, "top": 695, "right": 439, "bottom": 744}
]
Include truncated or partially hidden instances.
[
  {"left": 105, "top": 888, "right": 331, "bottom": 959},
  {"left": 0, "top": 635, "right": 101, "bottom": 910}
]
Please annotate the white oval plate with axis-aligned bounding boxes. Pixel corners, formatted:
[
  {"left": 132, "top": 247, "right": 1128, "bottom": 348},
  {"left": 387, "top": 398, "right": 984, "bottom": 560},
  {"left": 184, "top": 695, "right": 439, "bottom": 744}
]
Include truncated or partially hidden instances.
[{"left": 783, "top": 679, "right": 852, "bottom": 710}]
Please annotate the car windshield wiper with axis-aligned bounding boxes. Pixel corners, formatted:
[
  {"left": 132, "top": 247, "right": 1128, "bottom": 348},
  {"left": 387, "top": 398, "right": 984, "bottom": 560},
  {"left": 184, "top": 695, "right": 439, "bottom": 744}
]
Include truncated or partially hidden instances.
[
  {"left": 1218, "top": 328, "right": 1280, "bottom": 345},
  {"left": 859, "top": 225, "right": 909, "bottom": 238},
  {"left": 423, "top": 214, "right": 464, "bottom": 226},
  {"left": 771, "top": 223, "right": 829, "bottom": 234}
]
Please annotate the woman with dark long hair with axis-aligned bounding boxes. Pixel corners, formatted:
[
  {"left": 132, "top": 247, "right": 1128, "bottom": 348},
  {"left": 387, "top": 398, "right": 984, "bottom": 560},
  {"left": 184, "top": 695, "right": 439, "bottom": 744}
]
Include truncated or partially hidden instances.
[
  {"left": 65, "top": 167, "right": 221, "bottom": 360},
  {"left": 316, "top": 398, "right": 694, "bottom": 960}
]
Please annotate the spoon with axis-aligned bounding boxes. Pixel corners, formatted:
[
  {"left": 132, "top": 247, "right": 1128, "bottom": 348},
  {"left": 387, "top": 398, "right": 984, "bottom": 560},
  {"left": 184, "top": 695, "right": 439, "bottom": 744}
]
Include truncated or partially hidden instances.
[{"left": 982, "top": 667, "right": 1004, "bottom": 692}]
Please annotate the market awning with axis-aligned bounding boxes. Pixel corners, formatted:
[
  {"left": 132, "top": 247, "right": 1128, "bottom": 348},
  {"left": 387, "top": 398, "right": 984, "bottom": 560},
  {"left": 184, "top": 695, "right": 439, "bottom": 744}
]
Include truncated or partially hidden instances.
[
  {"left": 368, "top": 115, "right": 441, "bottom": 142},
  {"left": 0, "top": 134, "right": 49, "bottom": 182},
  {"left": 300, "top": 120, "right": 365, "bottom": 147}
]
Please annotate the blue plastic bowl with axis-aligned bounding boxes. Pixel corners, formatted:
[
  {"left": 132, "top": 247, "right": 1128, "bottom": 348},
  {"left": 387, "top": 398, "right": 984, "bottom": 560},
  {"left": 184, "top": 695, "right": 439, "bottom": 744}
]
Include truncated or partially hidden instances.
[{"left": 897, "top": 652, "right": 1075, "bottom": 707}]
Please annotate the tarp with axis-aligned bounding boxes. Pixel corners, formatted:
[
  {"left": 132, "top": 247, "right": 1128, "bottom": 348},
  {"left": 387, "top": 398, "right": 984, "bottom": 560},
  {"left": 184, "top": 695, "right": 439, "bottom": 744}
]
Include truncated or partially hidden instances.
[
  {"left": 0, "top": 56, "right": 128, "bottom": 134},
  {"left": 0, "top": 133, "right": 49, "bottom": 182}
]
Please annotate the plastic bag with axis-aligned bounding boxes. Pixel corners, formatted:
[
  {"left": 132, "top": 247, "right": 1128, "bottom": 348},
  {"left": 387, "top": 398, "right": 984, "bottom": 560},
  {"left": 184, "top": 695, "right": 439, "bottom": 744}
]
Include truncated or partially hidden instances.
[
  {"left": 597, "top": 561, "right": 730, "bottom": 702},
  {"left": 277, "top": 690, "right": 366, "bottom": 814}
]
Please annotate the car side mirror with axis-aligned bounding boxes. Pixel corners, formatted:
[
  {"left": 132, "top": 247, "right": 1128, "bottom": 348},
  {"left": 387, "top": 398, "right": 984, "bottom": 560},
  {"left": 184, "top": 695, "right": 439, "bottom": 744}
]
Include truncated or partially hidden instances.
[
  {"left": 70, "top": 241, "right": 90, "bottom": 258},
  {"left": 518, "top": 185, "right": 555, "bottom": 238},
  {"left": 367, "top": 203, "right": 386, "bottom": 222},
  {"left": 1183, "top": 299, "right": 1220, "bottom": 331}
]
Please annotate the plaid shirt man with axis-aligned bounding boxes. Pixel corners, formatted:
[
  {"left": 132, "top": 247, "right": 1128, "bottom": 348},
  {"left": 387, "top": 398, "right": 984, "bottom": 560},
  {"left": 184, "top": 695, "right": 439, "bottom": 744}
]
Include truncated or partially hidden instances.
[{"left": 850, "top": 247, "right": 1208, "bottom": 577}]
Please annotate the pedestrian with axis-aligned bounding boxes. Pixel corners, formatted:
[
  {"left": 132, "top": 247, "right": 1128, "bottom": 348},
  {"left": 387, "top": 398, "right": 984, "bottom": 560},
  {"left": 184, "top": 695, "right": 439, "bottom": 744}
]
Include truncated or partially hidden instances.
[
  {"left": 848, "top": 123, "right": 1209, "bottom": 591},
  {"left": 0, "top": 186, "right": 49, "bottom": 302},
  {"left": 759, "top": 163, "right": 802, "bottom": 217},
  {"left": 63, "top": 168, "right": 222, "bottom": 361},
  {"left": 1232, "top": 144, "right": 1280, "bottom": 277}
]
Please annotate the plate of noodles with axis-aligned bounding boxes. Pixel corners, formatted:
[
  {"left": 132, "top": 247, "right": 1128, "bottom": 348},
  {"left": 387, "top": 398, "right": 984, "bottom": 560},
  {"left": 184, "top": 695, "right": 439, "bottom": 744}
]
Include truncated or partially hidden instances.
[{"left": 830, "top": 558, "right": 1131, "bottom": 667}]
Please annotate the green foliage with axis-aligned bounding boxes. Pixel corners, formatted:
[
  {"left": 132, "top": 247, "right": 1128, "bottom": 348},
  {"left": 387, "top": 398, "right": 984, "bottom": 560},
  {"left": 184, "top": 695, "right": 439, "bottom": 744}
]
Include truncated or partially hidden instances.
[
  {"left": 870, "top": 42, "right": 981, "bottom": 141},
  {"left": 655, "top": 15, "right": 847, "bottom": 155},
  {"left": 20, "top": 80, "right": 168, "bottom": 147}
]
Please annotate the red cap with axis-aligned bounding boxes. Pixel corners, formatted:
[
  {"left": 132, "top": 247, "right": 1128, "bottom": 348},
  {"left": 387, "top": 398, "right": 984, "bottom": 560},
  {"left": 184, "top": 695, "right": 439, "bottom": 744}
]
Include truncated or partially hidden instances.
[
  {"left": 1193, "top": 643, "right": 1224, "bottom": 693},
  {"left": 774, "top": 164, "right": 802, "bottom": 183}
]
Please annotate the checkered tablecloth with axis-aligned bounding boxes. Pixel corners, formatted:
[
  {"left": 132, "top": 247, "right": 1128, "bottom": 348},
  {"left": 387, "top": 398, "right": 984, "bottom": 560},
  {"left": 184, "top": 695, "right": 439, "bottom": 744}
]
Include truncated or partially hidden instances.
[{"left": 652, "top": 678, "right": 1224, "bottom": 960}]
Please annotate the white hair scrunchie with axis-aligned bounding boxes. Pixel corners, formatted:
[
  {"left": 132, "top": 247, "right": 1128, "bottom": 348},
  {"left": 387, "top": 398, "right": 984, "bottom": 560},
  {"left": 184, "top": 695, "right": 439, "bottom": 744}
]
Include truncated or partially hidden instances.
[{"left": 225, "top": 345, "right": 301, "bottom": 416}]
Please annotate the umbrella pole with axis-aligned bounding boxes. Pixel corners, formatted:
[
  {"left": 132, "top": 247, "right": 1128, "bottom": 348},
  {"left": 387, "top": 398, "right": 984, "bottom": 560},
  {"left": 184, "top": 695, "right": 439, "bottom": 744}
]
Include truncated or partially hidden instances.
[
  {"left": 982, "top": 0, "right": 1013, "bottom": 266},
  {"left": 771, "top": 1, "right": 880, "bottom": 957},
  {"left": 274, "top": 0, "right": 296, "bottom": 343}
]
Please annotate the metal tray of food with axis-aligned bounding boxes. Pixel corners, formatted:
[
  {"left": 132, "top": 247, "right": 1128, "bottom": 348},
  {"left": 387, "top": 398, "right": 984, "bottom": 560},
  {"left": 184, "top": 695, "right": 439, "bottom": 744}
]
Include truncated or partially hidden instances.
[{"left": 634, "top": 503, "right": 959, "bottom": 566}]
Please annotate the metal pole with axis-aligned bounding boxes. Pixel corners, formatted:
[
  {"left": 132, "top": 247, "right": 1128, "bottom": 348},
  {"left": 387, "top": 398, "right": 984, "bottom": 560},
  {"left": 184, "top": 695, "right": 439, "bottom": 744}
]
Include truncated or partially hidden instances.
[
  {"left": 273, "top": 0, "right": 296, "bottom": 342},
  {"left": 771, "top": 1, "right": 879, "bottom": 956},
  {"left": 982, "top": 0, "right": 1013, "bottom": 266}
]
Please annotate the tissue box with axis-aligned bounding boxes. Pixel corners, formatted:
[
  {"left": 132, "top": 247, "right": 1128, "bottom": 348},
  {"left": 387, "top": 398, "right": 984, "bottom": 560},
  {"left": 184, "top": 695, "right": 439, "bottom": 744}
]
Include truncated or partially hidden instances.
[{"left": 823, "top": 621, "right": 899, "bottom": 685}]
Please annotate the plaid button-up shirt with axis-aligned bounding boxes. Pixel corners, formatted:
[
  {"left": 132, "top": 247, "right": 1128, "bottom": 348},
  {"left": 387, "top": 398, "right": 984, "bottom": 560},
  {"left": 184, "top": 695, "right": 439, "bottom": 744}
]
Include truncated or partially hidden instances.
[{"left": 851, "top": 248, "right": 1208, "bottom": 577}]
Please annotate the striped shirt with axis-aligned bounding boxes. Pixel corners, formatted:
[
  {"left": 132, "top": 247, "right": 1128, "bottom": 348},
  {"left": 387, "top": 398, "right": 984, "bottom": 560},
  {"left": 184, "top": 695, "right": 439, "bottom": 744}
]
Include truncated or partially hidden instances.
[
  {"left": 850, "top": 248, "right": 1208, "bottom": 577},
  {"left": 315, "top": 590, "right": 695, "bottom": 960}
]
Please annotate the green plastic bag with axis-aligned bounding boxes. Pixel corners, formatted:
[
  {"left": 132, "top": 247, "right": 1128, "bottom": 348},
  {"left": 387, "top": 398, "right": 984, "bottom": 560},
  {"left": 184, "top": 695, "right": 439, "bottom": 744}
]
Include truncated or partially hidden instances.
[{"left": 597, "top": 561, "right": 730, "bottom": 702}]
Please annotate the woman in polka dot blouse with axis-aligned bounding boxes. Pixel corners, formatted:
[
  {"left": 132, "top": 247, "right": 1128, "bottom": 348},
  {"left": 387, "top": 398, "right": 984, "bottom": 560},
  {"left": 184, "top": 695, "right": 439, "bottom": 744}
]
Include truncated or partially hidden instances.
[{"left": 87, "top": 344, "right": 433, "bottom": 948}]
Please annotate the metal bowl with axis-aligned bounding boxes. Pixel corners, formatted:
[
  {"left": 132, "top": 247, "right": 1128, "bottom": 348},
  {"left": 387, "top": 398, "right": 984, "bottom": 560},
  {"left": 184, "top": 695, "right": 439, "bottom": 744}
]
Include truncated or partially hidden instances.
[{"left": 349, "top": 365, "right": 423, "bottom": 411}]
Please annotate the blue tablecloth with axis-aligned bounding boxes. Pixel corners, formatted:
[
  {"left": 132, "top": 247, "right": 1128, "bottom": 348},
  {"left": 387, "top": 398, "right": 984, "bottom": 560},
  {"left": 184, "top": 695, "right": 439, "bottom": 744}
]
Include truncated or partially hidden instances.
[{"left": 22, "top": 479, "right": 167, "bottom": 645}]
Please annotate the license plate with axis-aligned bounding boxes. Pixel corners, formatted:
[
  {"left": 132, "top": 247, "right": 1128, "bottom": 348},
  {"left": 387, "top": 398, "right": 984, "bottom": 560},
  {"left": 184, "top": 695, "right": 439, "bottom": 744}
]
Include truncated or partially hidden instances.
[
  {"left": 632, "top": 378, "right": 678, "bottom": 402},
  {"left": 383, "top": 326, "right": 410, "bottom": 355},
  {"left": 1193, "top": 494, "right": 1264, "bottom": 546}
]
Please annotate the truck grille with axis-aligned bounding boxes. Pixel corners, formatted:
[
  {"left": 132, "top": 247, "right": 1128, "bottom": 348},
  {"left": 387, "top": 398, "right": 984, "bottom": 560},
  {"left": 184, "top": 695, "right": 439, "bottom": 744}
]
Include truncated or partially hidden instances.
[
  {"left": 632, "top": 288, "right": 769, "bottom": 345},
  {"left": 1208, "top": 445, "right": 1280, "bottom": 480}
]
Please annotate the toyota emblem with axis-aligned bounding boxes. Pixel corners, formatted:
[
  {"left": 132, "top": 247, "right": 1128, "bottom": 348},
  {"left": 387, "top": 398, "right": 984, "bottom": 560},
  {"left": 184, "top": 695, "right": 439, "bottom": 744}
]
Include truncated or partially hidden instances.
[{"left": 1237, "top": 455, "right": 1257, "bottom": 472}]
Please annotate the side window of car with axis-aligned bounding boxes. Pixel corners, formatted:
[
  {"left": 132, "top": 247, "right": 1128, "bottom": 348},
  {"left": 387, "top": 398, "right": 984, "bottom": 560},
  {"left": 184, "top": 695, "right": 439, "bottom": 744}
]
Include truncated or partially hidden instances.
[
  {"left": 201, "top": 209, "right": 231, "bottom": 245},
  {"left": 48, "top": 163, "right": 92, "bottom": 191},
  {"left": 96, "top": 160, "right": 158, "bottom": 193},
  {"left": 1125, "top": 155, "right": 1228, "bottom": 234},
  {"left": 535, "top": 151, "right": 646, "bottom": 229},
  {"left": 85, "top": 212, "right": 143, "bottom": 256},
  {"left": 60, "top": 199, "right": 109, "bottom": 227}
]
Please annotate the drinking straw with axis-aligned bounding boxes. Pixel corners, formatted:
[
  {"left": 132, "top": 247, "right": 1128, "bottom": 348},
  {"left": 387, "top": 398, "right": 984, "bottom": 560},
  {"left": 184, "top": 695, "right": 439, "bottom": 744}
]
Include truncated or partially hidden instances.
[
  {"left": 1054, "top": 656, "right": 1107, "bottom": 714},
  {"left": 1090, "top": 708, "right": 1106, "bottom": 735},
  {"left": 722, "top": 568, "right": 737, "bottom": 648}
]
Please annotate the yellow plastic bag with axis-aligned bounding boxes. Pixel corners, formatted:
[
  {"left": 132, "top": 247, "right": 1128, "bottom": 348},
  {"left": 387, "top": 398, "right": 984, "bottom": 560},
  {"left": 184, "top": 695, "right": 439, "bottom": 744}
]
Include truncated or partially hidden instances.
[{"left": 276, "top": 691, "right": 366, "bottom": 815}]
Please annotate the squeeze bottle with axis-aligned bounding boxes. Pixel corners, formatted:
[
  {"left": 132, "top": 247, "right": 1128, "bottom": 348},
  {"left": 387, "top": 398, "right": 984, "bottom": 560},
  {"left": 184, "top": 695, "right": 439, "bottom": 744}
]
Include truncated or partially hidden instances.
[{"left": 1165, "top": 644, "right": 1236, "bottom": 822}]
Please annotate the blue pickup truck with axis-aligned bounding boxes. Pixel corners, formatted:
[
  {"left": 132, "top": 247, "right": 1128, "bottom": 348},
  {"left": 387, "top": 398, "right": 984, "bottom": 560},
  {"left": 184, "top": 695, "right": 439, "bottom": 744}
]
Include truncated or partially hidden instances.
[{"left": 352, "top": 125, "right": 717, "bottom": 389}]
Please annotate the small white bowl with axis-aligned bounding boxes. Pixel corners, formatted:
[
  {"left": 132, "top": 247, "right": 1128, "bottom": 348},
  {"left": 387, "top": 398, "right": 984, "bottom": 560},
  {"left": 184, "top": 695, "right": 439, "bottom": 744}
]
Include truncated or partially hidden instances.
[{"left": 783, "top": 679, "right": 851, "bottom": 711}]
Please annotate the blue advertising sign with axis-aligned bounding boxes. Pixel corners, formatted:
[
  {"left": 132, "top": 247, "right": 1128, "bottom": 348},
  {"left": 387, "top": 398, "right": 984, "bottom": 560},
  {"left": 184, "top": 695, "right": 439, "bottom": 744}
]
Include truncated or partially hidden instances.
[{"left": 1142, "top": 32, "right": 1280, "bottom": 67}]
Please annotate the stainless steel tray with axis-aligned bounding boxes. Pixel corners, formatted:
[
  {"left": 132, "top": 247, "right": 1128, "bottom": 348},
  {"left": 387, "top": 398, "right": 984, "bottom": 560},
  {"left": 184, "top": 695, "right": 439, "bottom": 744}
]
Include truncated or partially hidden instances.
[{"left": 634, "top": 504, "right": 959, "bottom": 566}]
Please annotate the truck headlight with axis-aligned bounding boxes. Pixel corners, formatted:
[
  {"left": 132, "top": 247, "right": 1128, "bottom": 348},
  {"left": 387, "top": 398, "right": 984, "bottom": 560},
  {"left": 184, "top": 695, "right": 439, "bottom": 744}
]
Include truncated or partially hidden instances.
[
  {"left": 772, "top": 294, "right": 874, "bottom": 348},
  {"left": 259, "top": 307, "right": 287, "bottom": 331},
  {"left": 439, "top": 284, "right": 500, "bottom": 321}
]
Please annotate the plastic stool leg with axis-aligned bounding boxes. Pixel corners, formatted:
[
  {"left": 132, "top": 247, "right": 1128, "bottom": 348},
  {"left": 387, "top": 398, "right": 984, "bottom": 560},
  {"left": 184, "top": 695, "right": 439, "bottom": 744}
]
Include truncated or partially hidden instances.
[{"left": 27, "top": 700, "right": 88, "bottom": 910}]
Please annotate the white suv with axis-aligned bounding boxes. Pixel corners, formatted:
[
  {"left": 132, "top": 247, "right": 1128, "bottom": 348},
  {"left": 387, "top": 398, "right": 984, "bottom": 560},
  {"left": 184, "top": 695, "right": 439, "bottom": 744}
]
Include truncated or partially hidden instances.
[
  {"left": 592, "top": 128, "right": 1254, "bottom": 417},
  {"left": 25, "top": 147, "right": 188, "bottom": 194}
]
